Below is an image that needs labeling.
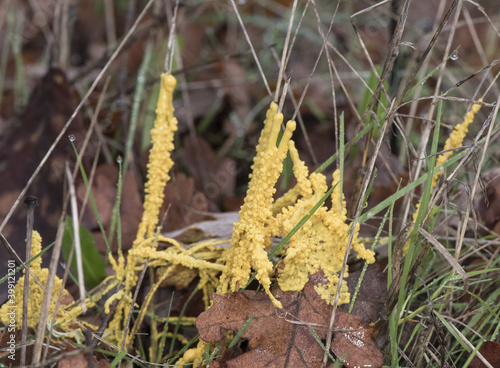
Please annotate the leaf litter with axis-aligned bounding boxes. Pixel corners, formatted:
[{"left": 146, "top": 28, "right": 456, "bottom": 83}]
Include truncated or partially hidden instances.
[
  {"left": 1, "top": 0, "right": 500, "bottom": 366},
  {"left": 196, "top": 271, "right": 384, "bottom": 368}
]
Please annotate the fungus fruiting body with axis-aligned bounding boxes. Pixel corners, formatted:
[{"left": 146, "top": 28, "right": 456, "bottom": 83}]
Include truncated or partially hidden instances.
[
  {"left": 405, "top": 100, "right": 483, "bottom": 254},
  {"left": 219, "top": 102, "right": 375, "bottom": 308},
  {"left": 0, "top": 231, "right": 73, "bottom": 329}
]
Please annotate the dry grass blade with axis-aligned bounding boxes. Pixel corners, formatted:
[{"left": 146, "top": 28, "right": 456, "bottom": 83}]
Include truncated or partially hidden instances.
[
  {"left": 326, "top": 99, "right": 395, "bottom": 366},
  {"left": 164, "top": 0, "right": 180, "bottom": 73},
  {"left": 53, "top": 0, "right": 70, "bottom": 69},
  {"left": 274, "top": 0, "right": 298, "bottom": 101},
  {"left": 123, "top": 260, "right": 149, "bottom": 351},
  {"left": 76, "top": 77, "right": 110, "bottom": 218},
  {"left": 0, "top": 233, "right": 24, "bottom": 266},
  {"left": 444, "top": 319, "right": 494, "bottom": 368},
  {"left": 417, "top": 227, "right": 469, "bottom": 294},
  {"left": 21, "top": 196, "right": 37, "bottom": 366},
  {"left": 455, "top": 93, "right": 500, "bottom": 258},
  {"left": 228, "top": 0, "right": 272, "bottom": 98},
  {"left": 291, "top": 0, "right": 340, "bottom": 121},
  {"left": 323, "top": 0, "right": 412, "bottom": 360},
  {"left": 31, "top": 216, "right": 67, "bottom": 365},
  {"left": 41, "top": 79, "right": 110, "bottom": 361},
  {"left": 104, "top": 0, "right": 117, "bottom": 47},
  {"left": 65, "top": 162, "right": 86, "bottom": 314},
  {"left": 465, "top": 0, "right": 500, "bottom": 38},
  {"left": 349, "top": 0, "right": 393, "bottom": 84},
  {"left": 404, "top": 0, "right": 458, "bottom": 99}
]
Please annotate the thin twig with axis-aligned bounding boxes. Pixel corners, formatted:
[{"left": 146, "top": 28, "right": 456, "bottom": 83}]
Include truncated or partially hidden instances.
[
  {"left": 164, "top": 0, "right": 179, "bottom": 73},
  {"left": 122, "top": 260, "right": 149, "bottom": 351},
  {"left": 20, "top": 196, "right": 37, "bottom": 366},
  {"left": 228, "top": 0, "right": 272, "bottom": 98},
  {"left": 274, "top": 0, "right": 298, "bottom": 101}
]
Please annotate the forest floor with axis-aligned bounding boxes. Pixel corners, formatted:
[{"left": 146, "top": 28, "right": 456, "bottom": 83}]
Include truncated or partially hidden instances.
[{"left": 0, "top": 0, "right": 499, "bottom": 367}]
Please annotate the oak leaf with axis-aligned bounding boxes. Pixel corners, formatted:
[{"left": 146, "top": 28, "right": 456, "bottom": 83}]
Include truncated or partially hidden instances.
[{"left": 196, "top": 272, "right": 384, "bottom": 367}]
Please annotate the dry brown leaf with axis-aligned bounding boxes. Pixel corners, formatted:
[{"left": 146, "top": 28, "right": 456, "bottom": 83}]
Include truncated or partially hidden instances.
[
  {"left": 0, "top": 68, "right": 86, "bottom": 300},
  {"left": 469, "top": 341, "right": 500, "bottom": 368},
  {"left": 77, "top": 163, "right": 143, "bottom": 255},
  {"left": 182, "top": 136, "right": 236, "bottom": 204},
  {"left": 476, "top": 168, "right": 500, "bottom": 235},
  {"left": 0, "top": 330, "right": 33, "bottom": 365},
  {"left": 0, "top": 68, "right": 85, "bottom": 245},
  {"left": 57, "top": 352, "right": 89, "bottom": 368},
  {"left": 341, "top": 261, "right": 388, "bottom": 324},
  {"left": 57, "top": 343, "right": 112, "bottom": 368},
  {"left": 161, "top": 172, "right": 211, "bottom": 232},
  {"left": 196, "top": 272, "right": 384, "bottom": 368}
]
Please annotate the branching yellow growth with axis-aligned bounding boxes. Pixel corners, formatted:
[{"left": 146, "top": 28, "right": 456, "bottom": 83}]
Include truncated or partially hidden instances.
[
  {"left": 432, "top": 100, "right": 483, "bottom": 187},
  {"left": 272, "top": 146, "right": 374, "bottom": 306},
  {"left": 102, "top": 74, "right": 227, "bottom": 347},
  {"left": 106, "top": 73, "right": 179, "bottom": 345},
  {"left": 218, "top": 103, "right": 374, "bottom": 308},
  {"left": 135, "top": 73, "right": 178, "bottom": 245},
  {"left": 405, "top": 100, "right": 483, "bottom": 254},
  {"left": 176, "top": 340, "right": 208, "bottom": 367},
  {"left": 0, "top": 231, "right": 72, "bottom": 329},
  {"left": 218, "top": 102, "right": 296, "bottom": 308}
]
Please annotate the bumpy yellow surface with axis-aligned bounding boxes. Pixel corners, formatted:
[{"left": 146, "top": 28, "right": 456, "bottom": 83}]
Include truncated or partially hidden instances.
[
  {"left": 105, "top": 73, "right": 179, "bottom": 344},
  {"left": 0, "top": 72, "right": 380, "bottom": 363},
  {"left": 176, "top": 340, "right": 208, "bottom": 367},
  {"left": 272, "top": 148, "right": 374, "bottom": 305},
  {"left": 0, "top": 231, "right": 72, "bottom": 329},
  {"left": 219, "top": 102, "right": 375, "bottom": 308},
  {"left": 405, "top": 100, "right": 483, "bottom": 254},
  {"left": 103, "top": 74, "right": 227, "bottom": 347},
  {"left": 218, "top": 102, "right": 296, "bottom": 308},
  {"left": 432, "top": 100, "right": 482, "bottom": 187},
  {"left": 135, "top": 73, "right": 178, "bottom": 246}
]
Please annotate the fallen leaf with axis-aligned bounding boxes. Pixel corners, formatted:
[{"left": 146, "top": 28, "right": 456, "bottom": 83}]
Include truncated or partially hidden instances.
[
  {"left": 0, "top": 67, "right": 87, "bottom": 300},
  {"left": 163, "top": 211, "right": 238, "bottom": 246},
  {"left": 76, "top": 163, "right": 143, "bottom": 255},
  {"left": 57, "top": 352, "right": 89, "bottom": 368},
  {"left": 0, "top": 330, "right": 33, "bottom": 365},
  {"left": 476, "top": 168, "right": 500, "bottom": 234},
  {"left": 196, "top": 272, "right": 384, "bottom": 368},
  {"left": 57, "top": 343, "right": 112, "bottom": 368},
  {"left": 340, "top": 261, "right": 388, "bottom": 324},
  {"left": 161, "top": 172, "right": 212, "bottom": 232},
  {"left": 469, "top": 341, "right": 500, "bottom": 368},
  {"left": 182, "top": 136, "right": 236, "bottom": 204},
  {"left": 209, "top": 346, "right": 244, "bottom": 368}
]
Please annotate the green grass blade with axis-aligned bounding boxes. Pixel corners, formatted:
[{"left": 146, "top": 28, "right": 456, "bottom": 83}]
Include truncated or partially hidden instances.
[
  {"left": 0, "top": 242, "right": 54, "bottom": 285},
  {"left": 228, "top": 314, "right": 255, "bottom": 348},
  {"left": 110, "top": 349, "right": 128, "bottom": 368}
]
